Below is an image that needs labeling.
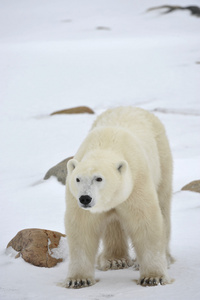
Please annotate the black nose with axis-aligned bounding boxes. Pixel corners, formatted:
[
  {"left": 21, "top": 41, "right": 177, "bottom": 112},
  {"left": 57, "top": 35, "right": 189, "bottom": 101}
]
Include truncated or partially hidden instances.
[{"left": 79, "top": 195, "right": 92, "bottom": 205}]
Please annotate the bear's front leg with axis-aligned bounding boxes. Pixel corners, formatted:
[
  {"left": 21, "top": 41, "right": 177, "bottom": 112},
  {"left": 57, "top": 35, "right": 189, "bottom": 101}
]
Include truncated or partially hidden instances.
[
  {"left": 133, "top": 215, "right": 172, "bottom": 287},
  {"left": 63, "top": 207, "right": 100, "bottom": 289},
  {"left": 64, "top": 247, "right": 97, "bottom": 289},
  {"left": 127, "top": 193, "right": 172, "bottom": 286},
  {"left": 64, "top": 239, "right": 99, "bottom": 288},
  {"left": 137, "top": 252, "right": 171, "bottom": 286},
  {"left": 65, "top": 260, "right": 96, "bottom": 289}
]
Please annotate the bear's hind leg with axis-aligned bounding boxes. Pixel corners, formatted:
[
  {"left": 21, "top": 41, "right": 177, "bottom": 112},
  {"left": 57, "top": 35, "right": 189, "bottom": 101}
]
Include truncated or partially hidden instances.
[{"left": 97, "top": 219, "right": 133, "bottom": 271}]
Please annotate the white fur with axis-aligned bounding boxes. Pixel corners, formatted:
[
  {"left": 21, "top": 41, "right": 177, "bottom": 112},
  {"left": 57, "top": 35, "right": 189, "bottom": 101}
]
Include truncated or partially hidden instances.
[
  {"left": 67, "top": 156, "right": 133, "bottom": 213},
  {"left": 64, "top": 107, "right": 173, "bottom": 288}
]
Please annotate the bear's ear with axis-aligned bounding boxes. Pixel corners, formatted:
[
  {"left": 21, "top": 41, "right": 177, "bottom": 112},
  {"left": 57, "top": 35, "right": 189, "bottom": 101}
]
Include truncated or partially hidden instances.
[
  {"left": 116, "top": 160, "right": 128, "bottom": 174},
  {"left": 67, "top": 159, "right": 78, "bottom": 175}
]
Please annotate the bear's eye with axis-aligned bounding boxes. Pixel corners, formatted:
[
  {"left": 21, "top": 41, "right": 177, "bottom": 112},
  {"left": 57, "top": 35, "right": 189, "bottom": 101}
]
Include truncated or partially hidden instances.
[
  {"left": 76, "top": 178, "right": 80, "bottom": 183},
  {"left": 96, "top": 177, "right": 103, "bottom": 182}
]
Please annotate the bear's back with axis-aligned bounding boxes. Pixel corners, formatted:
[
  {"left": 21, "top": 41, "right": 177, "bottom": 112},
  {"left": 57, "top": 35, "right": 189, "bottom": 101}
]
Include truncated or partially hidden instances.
[{"left": 92, "top": 107, "right": 165, "bottom": 140}]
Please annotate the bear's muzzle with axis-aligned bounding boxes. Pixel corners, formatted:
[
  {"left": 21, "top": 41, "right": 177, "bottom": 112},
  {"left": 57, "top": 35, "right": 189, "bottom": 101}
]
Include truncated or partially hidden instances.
[{"left": 79, "top": 195, "right": 92, "bottom": 209}]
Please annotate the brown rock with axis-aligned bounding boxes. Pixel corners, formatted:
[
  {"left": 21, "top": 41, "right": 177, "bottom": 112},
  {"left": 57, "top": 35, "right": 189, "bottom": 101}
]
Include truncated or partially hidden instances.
[
  {"left": 50, "top": 106, "right": 94, "bottom": 115},
  {"left": 44, "top": 156, "right": 73, "bottom": 185},
  {"left": 7, "top": 229, "right": 66, "bottom": 268},
  {"left": 181, "top": 180, "right": 200, "bottom": 193}
]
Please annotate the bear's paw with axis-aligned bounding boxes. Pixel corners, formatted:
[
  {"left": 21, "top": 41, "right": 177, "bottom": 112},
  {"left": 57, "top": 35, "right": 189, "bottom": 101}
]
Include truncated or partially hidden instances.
[
  {"left": 138, "top": 275, "right": 172, "bottom": 287},
  {"left": 62, "top": 277, "right": 96, "bottom": 289},
  {"left": 97, "top": 257, "right": 134, "bottom": 271},
  {"left": 132, "top": 259, "right": 140, "bottom": 270}
]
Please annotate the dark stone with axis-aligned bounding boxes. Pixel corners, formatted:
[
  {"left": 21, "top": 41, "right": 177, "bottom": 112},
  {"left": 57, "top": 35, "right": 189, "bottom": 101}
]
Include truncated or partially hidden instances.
[
  {"left": 147, "top": 5, "right": 200, "bottom": 17},
  {"left": 44, "top": 156, "right": 73, "bottom": 185}
]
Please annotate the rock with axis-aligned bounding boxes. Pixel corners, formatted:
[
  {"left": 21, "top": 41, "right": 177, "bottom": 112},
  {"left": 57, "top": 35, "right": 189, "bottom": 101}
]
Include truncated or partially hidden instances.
[
  {"left": 44, "top": 156, "right": 73, "bottom": 185},
  {"left": 50, "top": 106, "right": 94, "bottom": 115},
  {"left": 147, "top": 5, "right": 200, "bottom": 17},
  {"left": 181, "top": 180, "right": 200, "bottom": 193},
  {"left": 96, "top": 26, "right": 111, "bottom": 31},
  {"left": 7, "top": 229, "right": 66, "bottom": 268}
]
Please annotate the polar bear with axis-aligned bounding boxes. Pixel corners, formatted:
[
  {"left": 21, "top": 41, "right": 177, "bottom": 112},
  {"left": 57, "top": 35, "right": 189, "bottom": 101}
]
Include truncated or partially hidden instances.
[{"left": 64, "top": 107, "right": 173, "bottom": 289}]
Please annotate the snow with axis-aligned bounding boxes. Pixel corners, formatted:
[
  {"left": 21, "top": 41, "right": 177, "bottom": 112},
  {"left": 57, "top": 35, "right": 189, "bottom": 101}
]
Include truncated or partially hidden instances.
[
  {"left": 0, "top": 0, "right": 200, "bottom": 299},
  {"left": 50, "top": 237, "right": 68, "bottom": 260}
]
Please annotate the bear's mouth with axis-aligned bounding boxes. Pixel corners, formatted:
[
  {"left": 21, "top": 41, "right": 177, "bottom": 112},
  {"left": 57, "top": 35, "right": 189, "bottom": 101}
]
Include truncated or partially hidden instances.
[{"left": 80, "top": 204, "right": 92, "bottom": 209}]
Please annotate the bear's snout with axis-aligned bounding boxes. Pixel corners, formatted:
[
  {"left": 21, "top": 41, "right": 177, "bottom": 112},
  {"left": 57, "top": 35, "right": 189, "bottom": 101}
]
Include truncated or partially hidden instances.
[{"left": 79, "top": 195, "right": 92, "bottom": 207}]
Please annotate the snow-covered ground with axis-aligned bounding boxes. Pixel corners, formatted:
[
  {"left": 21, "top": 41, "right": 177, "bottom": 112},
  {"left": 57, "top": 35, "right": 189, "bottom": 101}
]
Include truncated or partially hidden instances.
[{"left": 0, "top": 0, "right": 200, "bottom": 299}]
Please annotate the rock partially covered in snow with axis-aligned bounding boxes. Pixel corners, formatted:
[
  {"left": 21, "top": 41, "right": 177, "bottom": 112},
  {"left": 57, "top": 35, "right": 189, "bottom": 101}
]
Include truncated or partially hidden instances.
[
  {"left": 44, "top": 156, "right": 73, "bottom": 185},
  {"left": 181, "top": 180, "right": 200, "bottom": 193},
  {"left": 7, "top": 229, "right": 67, "bottom": 268}
]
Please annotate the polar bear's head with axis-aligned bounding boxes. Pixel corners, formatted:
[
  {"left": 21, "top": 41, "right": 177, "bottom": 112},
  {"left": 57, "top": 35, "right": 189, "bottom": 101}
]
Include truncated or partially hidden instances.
[{"left": 67, "top": 156, "right": 133, "bottom": 213}]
